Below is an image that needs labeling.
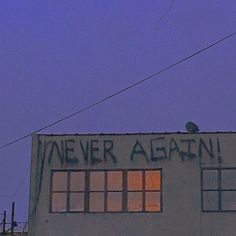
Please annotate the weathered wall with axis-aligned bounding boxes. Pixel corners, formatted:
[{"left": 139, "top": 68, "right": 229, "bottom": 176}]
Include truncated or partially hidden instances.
[{"left": 28, "top": 132, "right": 236, "bottom": 236}]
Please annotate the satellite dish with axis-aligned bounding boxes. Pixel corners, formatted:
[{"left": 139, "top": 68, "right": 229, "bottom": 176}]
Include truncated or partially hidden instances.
[{"left": 185, "top": 122, "right": 199, "bottom": 133}]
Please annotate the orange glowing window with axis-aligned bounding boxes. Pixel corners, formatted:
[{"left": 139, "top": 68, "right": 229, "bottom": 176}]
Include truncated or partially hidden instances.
[
  {"left": 52, "top": 193, "right": 67, "bottom": 212},
  {"left": 51, "top": 171, "right": 85, "bottom": 213},
  {"left": 70, "top": 193, "right": 84, "bottom": 212},
  {"left": 89, "top": 192, "right": 104, "bottom": 212},
  {"left": 69, "top": 171, "right": 85, "bottom": 212},
  {"left": 107, "top": 171, "right": 123, "bottom": 212},
  {"left": 70, "top": 172, "right": 85, "bottom": 191},
  {"left": 127, "top": 192, "right": 142, "bottom": 211},
  {"left": 107, "top": 171, "right": 122, "bottom": 191},
  {"left": 52, "top": 172, "right": 67, "bottom": 191},
  {"left": 89, "top": 171, "right": 105, "bottom": 212},
  {"left": 50, "top": 169, "right": 162, "bottom": 213},
  {"left": 51, "top": 172, "right": 68, "bottom": 212},
  {"left": 145, "top": 171, "right": 161, "bottom": 190},
  {"left": 127, "top": 170, "right": 161, "bottom": 212},
  {"left": 145, "top": 192, "right": 161, "bottom": 211},
  {"left": 107, "top": 192, "right": 122, "bottom": 212},
  {"left": 128, "top": 171, "right": 142, "bottom": 190},
  {"left": 90, "top": 171, "right": 105, "bottom": 191}
]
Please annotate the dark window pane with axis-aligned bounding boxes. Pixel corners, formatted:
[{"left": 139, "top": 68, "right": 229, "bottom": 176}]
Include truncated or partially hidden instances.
[
  {"left": 202, "top": 170, "right": 218, "bottom": 190},
  {"left": 70, "top": 193, "right": 84, "bottom": 212},
  {"left": 127, "top": 192, "right": 142, "bottom": 212},
  {"left": 203, "top": 191, "right": 218, "bottom": 211},
  {"left": 90, "top": 172, "right": 105, "bottom": 191},
  {"left": 89, "top": 193, "right": 104, "bottom": 212},
  {"left": 128, "top": 171, "right": 142, "bottom": 190},
  {"left": 52, "top": 172, "right": 67, "bottom": 191},
  {"left": 145, "top": 171, "right": 161, "bottom": 190},
  {"left": 52, "top": 193, "right": 67, "bottom": 212},
  {"left": 107, "top": 171, "right": 122, "bottom": 191},
  {"left": 145, "top": 192, "right": 161, "bottom": 212},
  {"left": 107, "top": 192, "right": 122, "bottom": 212},
  {"left": 70, "top": 172, "right": 85, "bottom": 191},
  {"left": 221, "top": 170, "right": 236, "bottom": 190},
  {"left": 222, "top": 191, "right": 236, "bottom": 211}
]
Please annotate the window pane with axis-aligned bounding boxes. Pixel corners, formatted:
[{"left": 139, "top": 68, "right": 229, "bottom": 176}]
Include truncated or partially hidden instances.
[
  {"left": 202, "top": 170, "right": 218, "bottom": 190},
  {"left": 107, "top": 192, "right": 122, "bottom": 212},
  {"left": 70, "top": 193, "right": 84, "bottom": 212},
  {"left": 52, "top": 172, "right": 67, "bottom": 191},
  {"left": 145, "top": 171, "right": 161, "bottom": 190},
  {"left": 52, "top": 193, "right": 67, "bottom": 212},
  {"left": 222, "top": 191, "right": 236, "bottom": 211},
  {"left": 145, "top": 192, "right": 161, "bottom": 212},
  {"left": 70, "top": 172, "right": 85, "bottom": 191},
  {"left": 107, "top": 171, "right": 122, "bottom": 191},
  {"left": 89, "top": 193, "right": 104, "bottom": 212},
  {"left": 221, "top": 170, "right": 236, "bottom": 190},
  {"left": 90, "top": 171, "right": 105, "bottom": 191},
  {"left": 203, "top": 191, "right": 218, "bottom": 211},
  {"left": 128, "top": 171, "right": 142, "bottom": 190},
  {"left": 128, "top": 192, "right": 142, "bottom": 212}
]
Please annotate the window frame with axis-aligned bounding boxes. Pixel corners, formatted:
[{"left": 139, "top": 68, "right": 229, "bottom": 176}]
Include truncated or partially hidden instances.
[
  {"left": 201, "top": 167, "right": 236, "bottom": 213},
  {"left": 49, "top": 168, "right": 162, "bottom": 214}
]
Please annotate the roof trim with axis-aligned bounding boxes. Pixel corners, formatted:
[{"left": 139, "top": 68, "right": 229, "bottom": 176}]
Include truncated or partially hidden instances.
[{"left": 33, "top": 131, "right": 236, "bottom": 137}]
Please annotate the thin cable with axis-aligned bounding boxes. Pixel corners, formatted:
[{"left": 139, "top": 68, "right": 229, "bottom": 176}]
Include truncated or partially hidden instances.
[
  {"left": 12, "top": 166, "right": 30, "bottom": 201},
  {"left": 0, "top": 31, "right": 235, "bottom": 150},
  {"left": 2, "top": 166, "right": 30, "bottom": 222},
  {"left": 154, "top": 0, "right": 175, "bottom": 29}
]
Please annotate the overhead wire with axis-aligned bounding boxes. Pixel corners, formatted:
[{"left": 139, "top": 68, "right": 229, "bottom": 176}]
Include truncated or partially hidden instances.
[
  {"left": 154, "top": 0, "right": 175, "bottom": 29},
  {"left": 0, "top": 31, "right": 235, "bottom": 151},
  {"left": 12, "top": 166, "right": 30, "bottom": 201},
  {"left": 0, "top": 31, "right": 235, "bottom": 221}
]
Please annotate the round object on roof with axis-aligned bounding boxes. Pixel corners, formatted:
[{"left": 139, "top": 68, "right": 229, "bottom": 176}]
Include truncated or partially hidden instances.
[{"left": 185, "top": 122, "right": 200, "bottom": 133}]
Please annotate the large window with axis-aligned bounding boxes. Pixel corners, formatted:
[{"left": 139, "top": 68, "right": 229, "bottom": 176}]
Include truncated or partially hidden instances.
[
  {"left": 201, "top": 168, "right": 236, "bottom": 212},
  {"left": 50, "top": 169, "right": 162, "bottom": 213}
]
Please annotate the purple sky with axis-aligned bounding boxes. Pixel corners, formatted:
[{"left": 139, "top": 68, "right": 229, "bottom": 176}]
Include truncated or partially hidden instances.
[{"left": 0, "top": 0, "right": 235, "bottom": 222}]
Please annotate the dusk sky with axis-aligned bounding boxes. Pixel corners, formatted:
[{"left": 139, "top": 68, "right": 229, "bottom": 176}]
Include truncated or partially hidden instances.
[{"left": 0, "top": 0, "right": 235, "bottom": 222}]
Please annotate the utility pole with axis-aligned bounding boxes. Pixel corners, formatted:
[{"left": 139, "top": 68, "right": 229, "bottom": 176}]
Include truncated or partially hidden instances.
[
  {"left": 1, "top": 210, "right": 6, "bottom": 236},
  {"left": 11, "top": 202, "right": 15, "bottom": 236}
]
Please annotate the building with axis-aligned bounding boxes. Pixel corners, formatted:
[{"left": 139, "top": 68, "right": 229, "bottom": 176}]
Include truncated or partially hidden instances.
[{"left": 28, "top": 132, "right": 236, "bottom": 236}]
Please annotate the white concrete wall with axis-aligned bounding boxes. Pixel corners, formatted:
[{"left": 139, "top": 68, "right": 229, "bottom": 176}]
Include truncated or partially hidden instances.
[{"left": 28, "top": 132, "right": 236, "bottom": 236}]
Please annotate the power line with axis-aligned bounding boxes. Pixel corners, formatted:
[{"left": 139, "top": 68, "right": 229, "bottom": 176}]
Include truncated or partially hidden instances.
[
  {"left": 0, "top": 31, "right": 235, "bottom": 151},
  {"left": 12, "top": 166, "right": 30, "bottom": 201},
  {"left": 154, "top": 0, "right": 175, "bottom": 29},
  {"left": 1, "top": 166, "right": 30, "bottom": 220}
]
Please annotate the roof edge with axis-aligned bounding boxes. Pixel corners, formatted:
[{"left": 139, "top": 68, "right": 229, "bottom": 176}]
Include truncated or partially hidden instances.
[{"left": 33, "top": 131, "right": 236, "bottom": 137}]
